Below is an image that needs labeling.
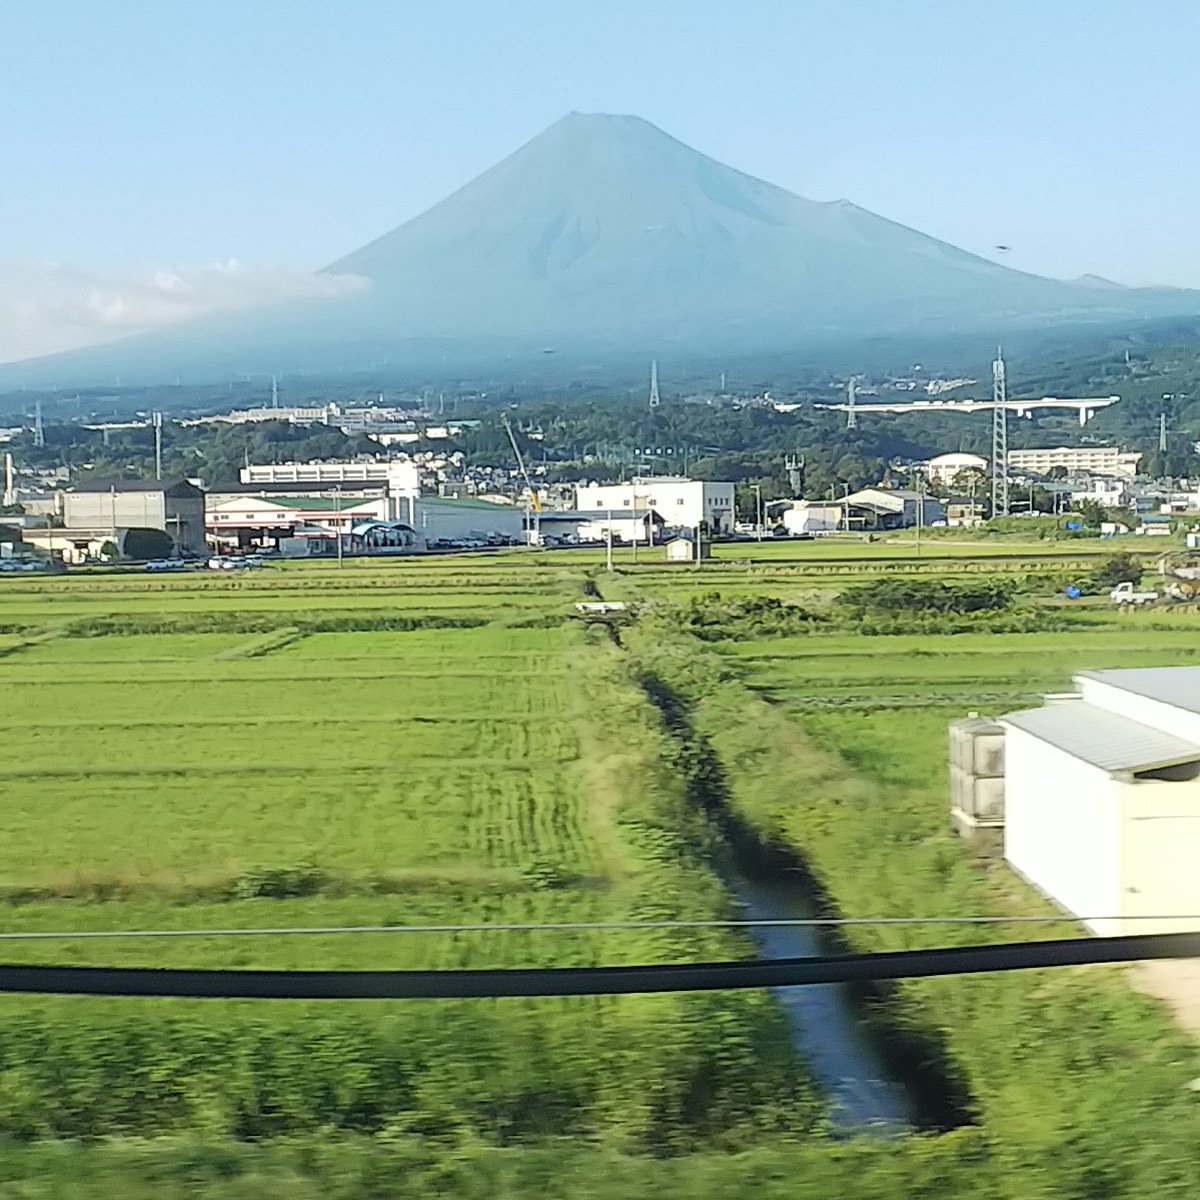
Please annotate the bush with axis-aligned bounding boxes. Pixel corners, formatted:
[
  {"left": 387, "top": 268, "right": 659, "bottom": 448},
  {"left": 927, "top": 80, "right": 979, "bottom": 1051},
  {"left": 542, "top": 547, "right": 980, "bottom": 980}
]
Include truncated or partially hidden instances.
[
  {"left": 838, "top": 578, "right": 1014, "bottom": 617},
  {"left": 233, "top": 862, "right": 326, "bottom": 899},
  {"left": 669, "top": 594, "right": 823, "bottom": 641},
  {"left": 1086, "top": 553, "right": 1142, "bottom": 593}
]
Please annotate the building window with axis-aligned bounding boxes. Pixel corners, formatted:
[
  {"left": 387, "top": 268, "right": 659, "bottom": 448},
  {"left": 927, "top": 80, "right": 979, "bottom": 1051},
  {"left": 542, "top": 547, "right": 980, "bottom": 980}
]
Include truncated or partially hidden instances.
[
  {"left": 677, "top": 497, "right": 685, "bottom": 505},
  {"left": 622, "top": 499, "right": 630, "bottom": 507}
]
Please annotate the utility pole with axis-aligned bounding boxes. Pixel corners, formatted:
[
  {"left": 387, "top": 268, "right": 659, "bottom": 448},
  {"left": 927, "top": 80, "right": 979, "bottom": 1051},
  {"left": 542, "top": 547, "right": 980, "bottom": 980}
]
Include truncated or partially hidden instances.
[
  {"left": 605, "top": 509, "right": 614, "bottom": 573},
  {"left": 33, "top": 399, "right": 44, "bottom": 448},
  {"left": 152, "top": 411, "right": 163, "bottom": 481},
  {"left": 271, "top": 375, "right": 279, "bottom": 409},
  {"left": 648, "top": 360, "right": 661, "bottom": 410},
  {"left": 1160, "top": 411, "right": 1168, "bottom": 454},
  {"left": 991, "top": 348, "right": 1009, "bottom": 518},
  {"left": 915, "top": 472, "right": 924, "bottom": 557},
  {"left": 846, "top": 377, "right": 858, "bottom": 431},
  {"left": 333, "top": 486, "right": 343, "bottom": 568},
  {"left": 753, "top": 484, "right": 763, "bottom": 541}
]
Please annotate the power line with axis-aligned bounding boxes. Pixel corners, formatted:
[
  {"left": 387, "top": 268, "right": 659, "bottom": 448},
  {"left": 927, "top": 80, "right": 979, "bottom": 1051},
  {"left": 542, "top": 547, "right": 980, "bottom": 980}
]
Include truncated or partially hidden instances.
[
  {"left": 0, "top": 932, "right": 1196, "bottom": 999},
  {"left": 2, "top": 914, "right": 1199, "bottom": 942}
]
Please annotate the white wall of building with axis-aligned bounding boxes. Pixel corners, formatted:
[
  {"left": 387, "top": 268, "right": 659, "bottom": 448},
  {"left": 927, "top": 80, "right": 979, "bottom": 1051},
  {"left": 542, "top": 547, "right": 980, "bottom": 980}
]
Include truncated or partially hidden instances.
[
  {"left": 574, "top": 478, "right": 734, "bottom": 533},
  {"left": 240, "top": 460, "right": 419, "bottom": 496},
  {"left": 924, "top": 452, "right": 988, "bottom": 485},
  {"left": 578, "top": 515, "right": 662, "bottom": 543},
  {"left": 1008, "top": 446, "right": 1142, "bottom": 479},
  {"left": 782, "top": 503, "right": 841, "bottom": 534},
  {"left": 1003, "top": 726, "right": 1124, "bottom": 936},
  {"left": 65, "top": 490, "right": 167, "bottom": 530},
  {"left": 1117, "top": 773, "right": 1200, "bottom": 933}
]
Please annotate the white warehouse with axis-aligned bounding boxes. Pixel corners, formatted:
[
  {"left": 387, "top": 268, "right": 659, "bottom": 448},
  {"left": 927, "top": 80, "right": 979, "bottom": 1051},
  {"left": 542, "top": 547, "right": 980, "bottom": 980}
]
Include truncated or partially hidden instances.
[
  {"left": 1001, "top": 667, "right": 1200, "bottom": 936},
  {"left": 574, "top": 477, "right": 735, "bottom": 537}
]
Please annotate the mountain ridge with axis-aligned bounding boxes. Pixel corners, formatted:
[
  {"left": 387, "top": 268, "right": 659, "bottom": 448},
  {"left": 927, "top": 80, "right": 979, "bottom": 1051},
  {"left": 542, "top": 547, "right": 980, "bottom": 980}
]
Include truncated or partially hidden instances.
[{"left": 3, "top": 111, "right": 1197, "bottom": 385}]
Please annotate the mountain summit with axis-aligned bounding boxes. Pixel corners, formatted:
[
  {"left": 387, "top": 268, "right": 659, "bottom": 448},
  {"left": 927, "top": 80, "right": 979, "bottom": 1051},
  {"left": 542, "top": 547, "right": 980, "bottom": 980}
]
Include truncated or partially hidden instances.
[
  {"left": 322, "top": 110, "right": 1110, "bottom": 340},
  {"left": 5, "top": 113, "right": 1196, "bottom": 383}
]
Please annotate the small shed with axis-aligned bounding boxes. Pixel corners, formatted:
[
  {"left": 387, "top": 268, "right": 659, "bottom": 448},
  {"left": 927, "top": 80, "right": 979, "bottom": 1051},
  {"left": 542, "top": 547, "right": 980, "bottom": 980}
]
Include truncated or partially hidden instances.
[
  {"left": 665, "top": 536, "right": 710, "bottom": 562},
  {"left": 1001, "top": 667, "right": 1200, "bottom": 935}
]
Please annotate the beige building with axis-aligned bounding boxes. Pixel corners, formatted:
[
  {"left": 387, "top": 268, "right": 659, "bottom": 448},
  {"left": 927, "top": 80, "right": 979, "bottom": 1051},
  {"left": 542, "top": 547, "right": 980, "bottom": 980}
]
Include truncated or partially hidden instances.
[
  {"left": 1007, "top": 446, "right": 1142, "bottom": 479},
  {"left": 63, "top": 479, "right": 207, "bottom": 556}
]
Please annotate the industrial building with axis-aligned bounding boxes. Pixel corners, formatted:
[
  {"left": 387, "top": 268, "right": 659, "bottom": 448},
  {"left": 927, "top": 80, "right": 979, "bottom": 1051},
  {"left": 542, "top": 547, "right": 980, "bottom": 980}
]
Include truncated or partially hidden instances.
[
  {"left": 413, "top": 496, "right": 525, "bottom": 543},
  {"left": 208, "top": 482, "right": 522, "bottom": 552},
  {"left": 574, "top": 478, "right": 735, "bottom": 537},
  {"left": 922, "top": 452, "right": 989, "bottom": 486},
  {"left": 1007, "top": 446, "right": 1142, "bottom": 480},
  {"left": 239, "top": 460, "right": 419, "bottom": 521},
  {"left": 63, "top": 479, "right": 207, "bottom": 557},
  {"left": 207, "top": 483, "right": 391, "bottom": 551},
  {"left": 1000, "top": 667, "right": 1200, "bottom": 936},
  {"left": 781, "top": 502, "right": 843, "bottom": 535},
  {"left": 842, "top": 488, "right": 945, "bottom": 530}
]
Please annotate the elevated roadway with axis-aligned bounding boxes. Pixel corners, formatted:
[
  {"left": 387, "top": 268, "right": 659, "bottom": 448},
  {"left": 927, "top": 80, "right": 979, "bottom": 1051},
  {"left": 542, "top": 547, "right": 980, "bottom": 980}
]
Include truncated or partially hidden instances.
[{"left": 816, "top": 395, "right": 1121, "bottom": 426}]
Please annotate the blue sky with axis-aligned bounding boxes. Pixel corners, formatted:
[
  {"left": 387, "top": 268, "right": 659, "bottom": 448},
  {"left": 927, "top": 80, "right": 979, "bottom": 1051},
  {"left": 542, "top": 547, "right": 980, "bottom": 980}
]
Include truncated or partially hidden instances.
[{"left": 2, "top": 0, "right": 1199, "bottom": 358}]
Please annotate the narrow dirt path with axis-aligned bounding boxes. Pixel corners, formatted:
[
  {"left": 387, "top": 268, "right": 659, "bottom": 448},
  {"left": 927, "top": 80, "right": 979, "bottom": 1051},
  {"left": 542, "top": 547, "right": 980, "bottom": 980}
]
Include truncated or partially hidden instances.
[{"left": 1135, "top": 960, "right": 1200, "bottom": 1038}]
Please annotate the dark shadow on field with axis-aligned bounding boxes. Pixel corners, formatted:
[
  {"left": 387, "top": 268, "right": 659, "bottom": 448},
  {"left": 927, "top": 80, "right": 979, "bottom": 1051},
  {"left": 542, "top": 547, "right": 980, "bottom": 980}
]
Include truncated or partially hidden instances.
[{"left": 633, "top": 668, "right": 975, "bottom": 1134}]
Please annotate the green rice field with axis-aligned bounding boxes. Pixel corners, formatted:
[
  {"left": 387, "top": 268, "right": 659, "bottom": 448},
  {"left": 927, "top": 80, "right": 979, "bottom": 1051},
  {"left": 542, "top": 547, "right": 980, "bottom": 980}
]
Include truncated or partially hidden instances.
[{"left": 1, "top": 542, "right": 1198, "bottom": 1196}]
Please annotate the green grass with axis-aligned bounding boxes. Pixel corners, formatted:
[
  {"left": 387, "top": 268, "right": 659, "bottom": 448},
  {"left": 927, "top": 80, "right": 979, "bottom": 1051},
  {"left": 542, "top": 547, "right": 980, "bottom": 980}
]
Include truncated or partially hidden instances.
[
  {"left": 622, "top": 618, "right": 1200, "bottom": 1198},
  {"left": 0, "top": 558, "right": 816, "bottom": 1148},
  {"left": 7, "top": 543, "right": 1200, "bottom": 1192}
]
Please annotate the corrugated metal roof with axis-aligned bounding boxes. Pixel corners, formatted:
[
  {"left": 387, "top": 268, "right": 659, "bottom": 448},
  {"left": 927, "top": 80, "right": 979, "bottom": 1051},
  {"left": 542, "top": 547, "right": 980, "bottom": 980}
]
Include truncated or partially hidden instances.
[
  {"left": 1077, "top": 667, "right": 1200, "bottom": 716},
  {"left": 1001, "top": 701, "right": 1200, "bottom": 774}
]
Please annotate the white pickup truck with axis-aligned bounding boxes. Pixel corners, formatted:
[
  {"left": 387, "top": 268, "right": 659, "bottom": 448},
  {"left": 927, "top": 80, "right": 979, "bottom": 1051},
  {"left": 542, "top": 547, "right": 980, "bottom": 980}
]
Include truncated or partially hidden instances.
[{"left": 1110, "top": 581, "right": 1158, "bottom": 605}]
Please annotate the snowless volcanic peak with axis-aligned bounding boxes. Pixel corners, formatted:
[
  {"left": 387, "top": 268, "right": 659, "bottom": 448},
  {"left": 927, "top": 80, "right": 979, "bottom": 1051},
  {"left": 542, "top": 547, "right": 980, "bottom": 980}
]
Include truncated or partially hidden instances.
[{"left": 5, "top": 112, "right": 1196, "bottom": 384}]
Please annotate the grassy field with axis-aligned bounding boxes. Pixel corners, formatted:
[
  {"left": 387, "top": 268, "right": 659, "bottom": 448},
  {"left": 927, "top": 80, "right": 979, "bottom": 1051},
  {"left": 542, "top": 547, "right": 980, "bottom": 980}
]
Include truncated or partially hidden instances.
[
  {"left": 2, "top": 540, "right": 1198, "bottom": 1196},
  {"left": 0, "top": 559, "right": 816, "bottom": 1148}
]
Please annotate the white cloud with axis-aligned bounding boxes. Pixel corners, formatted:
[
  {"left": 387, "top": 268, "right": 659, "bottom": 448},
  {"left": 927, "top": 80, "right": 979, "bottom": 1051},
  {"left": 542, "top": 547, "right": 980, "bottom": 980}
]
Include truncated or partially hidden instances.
[{"left": 0, "top": 260, "right": 368, "bottom": 364}]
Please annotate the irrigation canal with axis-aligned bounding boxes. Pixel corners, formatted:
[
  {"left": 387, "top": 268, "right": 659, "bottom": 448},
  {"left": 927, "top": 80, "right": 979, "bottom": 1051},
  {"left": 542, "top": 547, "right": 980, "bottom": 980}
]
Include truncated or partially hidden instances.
[{"left": 730, "top": 870, "right": 915, "bottom": 1133}]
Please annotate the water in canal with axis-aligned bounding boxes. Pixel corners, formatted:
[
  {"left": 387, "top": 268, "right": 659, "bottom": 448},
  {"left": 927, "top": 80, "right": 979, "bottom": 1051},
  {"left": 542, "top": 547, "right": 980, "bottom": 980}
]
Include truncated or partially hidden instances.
[{"left": 730, "top": 870, "right": 915, "bottom": 1133}]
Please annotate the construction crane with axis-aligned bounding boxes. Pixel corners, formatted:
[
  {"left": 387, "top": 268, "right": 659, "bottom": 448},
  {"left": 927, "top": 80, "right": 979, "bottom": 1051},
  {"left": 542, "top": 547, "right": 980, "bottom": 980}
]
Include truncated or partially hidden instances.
[{"left": 500, "top": 412, "right": 541, "bottom": 544}]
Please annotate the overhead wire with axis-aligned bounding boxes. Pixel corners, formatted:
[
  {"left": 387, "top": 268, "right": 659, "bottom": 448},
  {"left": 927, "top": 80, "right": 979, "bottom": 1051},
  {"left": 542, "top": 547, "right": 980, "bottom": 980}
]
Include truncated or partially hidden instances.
[
  {"left": 0, "top": 932, "right": 1197, "bottom": 999},
  {"left": 1, "top": 914, "right": 1200, "bottom": 941}
]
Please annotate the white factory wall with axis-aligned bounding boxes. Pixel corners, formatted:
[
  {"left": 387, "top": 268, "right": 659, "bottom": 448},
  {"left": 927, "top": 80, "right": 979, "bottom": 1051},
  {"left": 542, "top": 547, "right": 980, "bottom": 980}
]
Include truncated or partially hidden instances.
[
  {"left": 1078, "top": 679, "right": 1200, "bottom": 743},
  {"left": 1117, "top": 773, "right": 1200, "bottom": 934},
  {"left": 240, "top": 461, "right": 420, "bottom": 498},
  {"left": 1003, "top": 726, "right": 1123, "bottom": 936},
  {"left": 782, "top": 504, "right": 840, "bottom": 534},
  {"left": 574, "top": 479, "right": 735, "bottom": 533},
  {"left": 64, "top": 491, "right": 167, "bottom": 530}
]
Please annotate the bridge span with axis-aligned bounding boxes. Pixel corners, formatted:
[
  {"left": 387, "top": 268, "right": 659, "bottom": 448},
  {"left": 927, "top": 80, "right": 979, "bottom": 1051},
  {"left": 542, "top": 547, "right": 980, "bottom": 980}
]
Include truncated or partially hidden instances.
[{"left": 816, "top": 394, "right": 1121, "bottom": 426}]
